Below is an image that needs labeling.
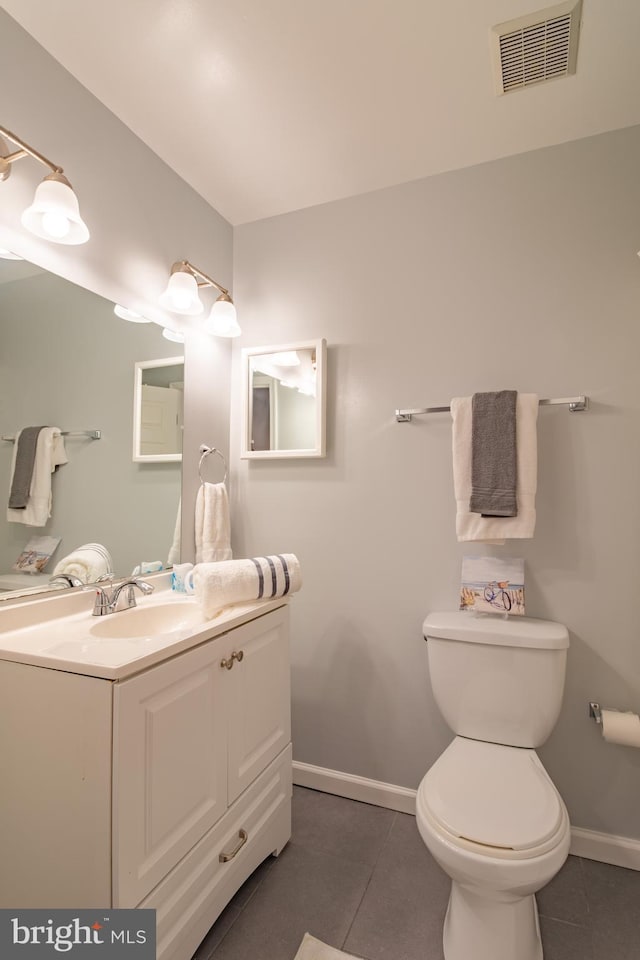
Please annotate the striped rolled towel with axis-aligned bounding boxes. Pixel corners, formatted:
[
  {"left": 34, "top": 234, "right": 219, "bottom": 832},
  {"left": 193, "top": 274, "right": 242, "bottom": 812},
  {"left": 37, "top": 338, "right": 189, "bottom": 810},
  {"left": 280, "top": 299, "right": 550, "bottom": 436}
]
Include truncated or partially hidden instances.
[{"left": 191, "top": 554, "right": 301, "bottom": 619}]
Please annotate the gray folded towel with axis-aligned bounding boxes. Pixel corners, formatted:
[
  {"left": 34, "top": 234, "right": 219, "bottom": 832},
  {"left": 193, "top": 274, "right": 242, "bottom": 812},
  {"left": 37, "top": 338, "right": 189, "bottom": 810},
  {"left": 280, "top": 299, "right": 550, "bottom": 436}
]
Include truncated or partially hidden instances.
[
  {"left": 8, "top": 426, "right": 46, "bottom": 509},
  {"left": 469, "top": 391, "right": 518, "bottom": 517}
]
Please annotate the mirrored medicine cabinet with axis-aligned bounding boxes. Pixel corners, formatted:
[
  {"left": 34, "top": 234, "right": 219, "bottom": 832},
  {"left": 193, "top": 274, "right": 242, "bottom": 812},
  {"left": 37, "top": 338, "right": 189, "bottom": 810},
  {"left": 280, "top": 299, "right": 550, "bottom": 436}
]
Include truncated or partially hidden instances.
[{"left": 241, "top": 339, "right": 327, "bottom": 459}]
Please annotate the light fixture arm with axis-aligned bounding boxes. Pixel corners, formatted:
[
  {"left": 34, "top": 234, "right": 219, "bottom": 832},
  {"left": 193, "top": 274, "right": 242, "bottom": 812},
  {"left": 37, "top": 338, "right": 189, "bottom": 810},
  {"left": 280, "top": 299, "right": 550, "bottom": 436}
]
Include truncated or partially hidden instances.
[
  {"left": 0, "top": 125, "right": 64, "bottom": 177},
  {"left": 172, "top": 260, "right": 230, "bottom": 298}
]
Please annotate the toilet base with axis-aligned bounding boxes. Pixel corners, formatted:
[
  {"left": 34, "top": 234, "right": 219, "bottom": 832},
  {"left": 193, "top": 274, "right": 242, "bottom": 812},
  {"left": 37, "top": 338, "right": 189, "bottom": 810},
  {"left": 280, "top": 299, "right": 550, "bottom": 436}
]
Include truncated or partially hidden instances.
[{"left": 443, "top": 881, "right": 543, "bottom": 960}]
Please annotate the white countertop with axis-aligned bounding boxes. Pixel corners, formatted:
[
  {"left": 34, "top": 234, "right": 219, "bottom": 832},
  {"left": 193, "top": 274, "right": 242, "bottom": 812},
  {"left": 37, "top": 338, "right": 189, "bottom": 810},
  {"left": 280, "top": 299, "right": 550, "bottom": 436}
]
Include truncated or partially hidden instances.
[{"left": 0, "top": 575, "right": 288, "bottom": 680}]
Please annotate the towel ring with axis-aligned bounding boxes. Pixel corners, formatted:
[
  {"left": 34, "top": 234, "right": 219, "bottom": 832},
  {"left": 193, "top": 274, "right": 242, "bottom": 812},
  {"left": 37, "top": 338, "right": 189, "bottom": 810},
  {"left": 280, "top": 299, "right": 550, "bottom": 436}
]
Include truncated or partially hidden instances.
[{"left": 198, "top": 444, "right": 228, "bottom": 485}]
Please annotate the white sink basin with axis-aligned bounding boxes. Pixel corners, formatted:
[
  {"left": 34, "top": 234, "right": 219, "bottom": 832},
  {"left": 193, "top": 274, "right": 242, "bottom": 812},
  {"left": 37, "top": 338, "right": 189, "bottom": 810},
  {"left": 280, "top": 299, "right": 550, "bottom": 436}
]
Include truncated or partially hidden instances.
[{"left": 89, "top": 600, "right": 204, "bottom": 639}]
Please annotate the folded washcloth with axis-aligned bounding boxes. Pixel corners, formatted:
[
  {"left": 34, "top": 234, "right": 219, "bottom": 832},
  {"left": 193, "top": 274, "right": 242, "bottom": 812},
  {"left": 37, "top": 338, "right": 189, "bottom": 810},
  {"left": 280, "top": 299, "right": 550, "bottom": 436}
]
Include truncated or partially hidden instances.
[
  {"left": 167, "top": 497, "right": 181, "bottom": 566},
  {"left": 52, "top": 541, "right": 113, "bottom": 584},
  {"left": 192, "top": 554, "right": 302, "bottom": 619},
  {"left": 8, "top": 426, "right": 46, "bottom": 509},
  {"left": 451, "top": 394, "right": 538, "bottom": 542},
  {"left": 470, "top": 390, "right": 518, "bottom": 517},
  {"left": 195, "top": 482, "right": 232, "bottom": 563},
  {"left": 7, "top": 427, "right": 68, "bottom": 527}
]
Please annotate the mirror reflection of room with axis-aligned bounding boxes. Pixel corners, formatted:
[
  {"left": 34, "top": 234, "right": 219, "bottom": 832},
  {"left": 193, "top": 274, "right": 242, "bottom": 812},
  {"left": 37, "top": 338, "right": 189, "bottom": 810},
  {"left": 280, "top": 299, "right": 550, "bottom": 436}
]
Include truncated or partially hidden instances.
[
  {"left": 0, "top": 257, "right": 183, "bottom": 598},
  {"left": 242, "top": 339, "right": 326, "bottom": 459},
  {"left": 134, "top": 358, "right": 184, "bottom": 461}
]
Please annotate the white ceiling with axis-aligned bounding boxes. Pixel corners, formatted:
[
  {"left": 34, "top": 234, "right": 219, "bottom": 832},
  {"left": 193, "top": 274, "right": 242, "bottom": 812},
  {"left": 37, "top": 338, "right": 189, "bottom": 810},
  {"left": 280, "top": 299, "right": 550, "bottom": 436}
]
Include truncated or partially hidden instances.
[{"left": 4, "top": 1, "right": 640, "bottom": 225}]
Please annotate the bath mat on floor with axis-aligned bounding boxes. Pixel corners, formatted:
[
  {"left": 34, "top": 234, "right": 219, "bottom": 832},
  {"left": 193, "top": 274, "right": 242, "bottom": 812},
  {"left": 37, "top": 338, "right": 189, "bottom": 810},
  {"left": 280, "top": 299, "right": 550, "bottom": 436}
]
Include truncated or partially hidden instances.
[{"left": 294, "top": 933, "right": 361, "bottom": 960}]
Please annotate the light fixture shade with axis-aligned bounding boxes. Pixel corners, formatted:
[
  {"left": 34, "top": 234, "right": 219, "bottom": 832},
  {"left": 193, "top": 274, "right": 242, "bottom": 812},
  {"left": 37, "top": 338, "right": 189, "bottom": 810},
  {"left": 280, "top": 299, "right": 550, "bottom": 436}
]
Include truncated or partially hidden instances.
[
  {"left": 159, "top": 270, "right": 203, "bottom": 315},
  {"left": 270, "top": 351, "right": 300, "bottom": 367},
  {"left": 21, "top": 175, "right": 89, "bottom": 245},
  {"left": 114, "top": 304, "right": 152, "bottom": 323},
  {"left": 205, "top": 294, "right": 241, "bottom": 338},
  {"left": 162, "top": 327, "right": 185, "bottom": 343}
]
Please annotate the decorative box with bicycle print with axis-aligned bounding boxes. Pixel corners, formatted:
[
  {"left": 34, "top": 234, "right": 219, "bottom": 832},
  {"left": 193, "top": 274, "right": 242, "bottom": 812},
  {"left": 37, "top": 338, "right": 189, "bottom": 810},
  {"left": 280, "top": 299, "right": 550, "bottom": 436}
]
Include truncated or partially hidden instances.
[{"left": 460, "top": 555, "right": 525, "bottom": 616}]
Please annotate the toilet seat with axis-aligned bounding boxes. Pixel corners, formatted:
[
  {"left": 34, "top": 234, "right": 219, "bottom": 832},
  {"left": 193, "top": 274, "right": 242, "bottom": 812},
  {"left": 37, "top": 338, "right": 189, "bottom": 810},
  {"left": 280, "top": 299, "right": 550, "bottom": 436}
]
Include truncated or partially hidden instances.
[{"left": 419, "top": 737, "right": 566, "bottom": 860}]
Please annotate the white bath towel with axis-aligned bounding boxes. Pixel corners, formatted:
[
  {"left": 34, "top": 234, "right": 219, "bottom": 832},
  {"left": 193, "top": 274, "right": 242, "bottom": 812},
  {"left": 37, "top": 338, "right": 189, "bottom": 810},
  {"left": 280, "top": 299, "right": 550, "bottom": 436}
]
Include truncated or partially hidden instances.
[
  {"left": 192, "top": 554, "right": 302, "bottom": 619},
  {"left": 451, "top": 394, "right": 538, "bottom": 542},
  {"left": 167, "top": 497, "right": 182, "bottom": 566},
  {"left": 195, "top": 482, "right": 232, "bottom": 563},
  {"left": 7, "top": 427, "right": 68, "bottom": 527},
  {"left": 52, "top": 542, "right": 113, "bottom": 584}
]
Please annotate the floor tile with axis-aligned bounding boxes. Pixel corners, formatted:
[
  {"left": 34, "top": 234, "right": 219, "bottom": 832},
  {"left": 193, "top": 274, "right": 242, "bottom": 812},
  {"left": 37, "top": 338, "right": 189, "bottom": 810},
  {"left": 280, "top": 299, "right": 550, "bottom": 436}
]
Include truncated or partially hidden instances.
[
  {"left": 536, "top": 854, "right": 590, "bottom": 925},
  {"left": 208, "top": 841, "right": 373, "bottom": 960},
  {"left": 343, "top": 813, "right": 449, "bottom": 960},
  {"left": 580, "top": 857, "right": 640, "bottom": 960},
  {"left": 293, "top": 786, "right": 396, "bottom": 866},
  {"left": 539, "top": 917, "right": 594, "bottom": 960}
]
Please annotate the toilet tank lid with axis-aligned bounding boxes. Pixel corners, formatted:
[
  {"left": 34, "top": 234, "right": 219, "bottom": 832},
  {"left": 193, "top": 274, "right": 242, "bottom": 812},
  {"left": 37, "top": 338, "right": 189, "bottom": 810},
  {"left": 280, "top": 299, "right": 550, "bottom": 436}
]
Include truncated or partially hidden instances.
[{"left": 423, "top": 612, "right": 569, "bottom": 649}]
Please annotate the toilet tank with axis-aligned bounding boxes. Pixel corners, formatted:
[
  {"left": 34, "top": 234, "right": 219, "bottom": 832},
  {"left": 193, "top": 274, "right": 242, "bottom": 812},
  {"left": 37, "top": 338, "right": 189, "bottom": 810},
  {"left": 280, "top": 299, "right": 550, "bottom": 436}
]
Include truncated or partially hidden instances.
[{"left": 424, "top": 612, "right": 569, "bottom": 748}]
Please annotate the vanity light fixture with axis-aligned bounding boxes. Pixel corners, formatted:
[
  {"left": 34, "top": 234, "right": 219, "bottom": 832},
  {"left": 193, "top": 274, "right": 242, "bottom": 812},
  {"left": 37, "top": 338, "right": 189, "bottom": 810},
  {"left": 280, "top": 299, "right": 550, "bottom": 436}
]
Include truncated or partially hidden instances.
[
  {"left": 160, "top": 260, "right": 241, "bottom": 337},
  {"left": 0, "top": 126, "right": 89, "bottom": 245},
  {"left": 114, "top": 304, "right": 152, "bottom": 324}
]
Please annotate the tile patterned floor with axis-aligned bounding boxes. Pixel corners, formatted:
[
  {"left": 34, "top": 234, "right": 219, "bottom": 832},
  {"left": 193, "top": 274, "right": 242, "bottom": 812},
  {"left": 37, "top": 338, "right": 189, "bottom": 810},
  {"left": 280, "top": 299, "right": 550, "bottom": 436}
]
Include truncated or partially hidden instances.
[{"left": 193, "top": 786, "right": 640, "bottom": 960}]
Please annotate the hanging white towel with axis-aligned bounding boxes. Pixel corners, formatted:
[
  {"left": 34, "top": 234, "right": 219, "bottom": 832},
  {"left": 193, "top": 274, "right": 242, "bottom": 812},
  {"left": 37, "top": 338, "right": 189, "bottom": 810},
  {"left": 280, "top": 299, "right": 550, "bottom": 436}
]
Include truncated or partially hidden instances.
[
  {"left": 195, "top": 482, "right": 232, "bottom": 563},
  {"left": 6, "top": 427, "right": 68, "bottom": 527},
  {"left": 167, "top": 497, "right": 182, "bottom": 566},
  {"left": 192, "top": 554, "right": 302, "bottom": 619},
  {"left": 451, "top": 394, "right": 538, "bottom": 542}
]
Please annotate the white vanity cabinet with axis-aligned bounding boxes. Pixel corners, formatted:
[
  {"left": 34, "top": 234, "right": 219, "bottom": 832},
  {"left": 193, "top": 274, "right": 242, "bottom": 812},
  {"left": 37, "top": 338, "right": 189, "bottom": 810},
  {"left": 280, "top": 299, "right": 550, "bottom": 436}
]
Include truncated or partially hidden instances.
[{"left": 0, "top": 603, "right": 292, "bottom": 960}]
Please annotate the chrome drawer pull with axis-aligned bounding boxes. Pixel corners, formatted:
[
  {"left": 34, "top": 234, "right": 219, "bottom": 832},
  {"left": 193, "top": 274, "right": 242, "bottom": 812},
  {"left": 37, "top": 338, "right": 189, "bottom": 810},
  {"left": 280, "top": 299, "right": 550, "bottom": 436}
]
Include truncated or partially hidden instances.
[
  {"left": 220, "top": 651, "right": 243, "bottom": 670},
  {"left": 219, "top": 828, "right": 248, "bottom": 863}
]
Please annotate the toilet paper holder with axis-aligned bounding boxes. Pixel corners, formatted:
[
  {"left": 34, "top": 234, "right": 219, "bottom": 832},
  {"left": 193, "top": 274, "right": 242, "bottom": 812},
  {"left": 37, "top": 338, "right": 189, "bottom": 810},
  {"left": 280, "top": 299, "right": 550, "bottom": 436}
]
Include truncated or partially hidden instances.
[{"left": 588, "top": 701, "right": 602, "bottom": 724}]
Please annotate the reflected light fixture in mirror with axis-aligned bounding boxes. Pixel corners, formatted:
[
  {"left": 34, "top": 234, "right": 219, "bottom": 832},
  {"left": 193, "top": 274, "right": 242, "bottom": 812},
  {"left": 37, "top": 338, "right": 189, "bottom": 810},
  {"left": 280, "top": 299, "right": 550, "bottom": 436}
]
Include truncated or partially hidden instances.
[
  {"left": 114, "top": 304, "right": 152, "bottom": 324},
  {"left": 162, "top": 328, "right": 185, "bottom": 343},
  {"left": 160, "top": 260, "right": 240, "bottom": 337},
  {"left": 0, "top": 126, "right": 89, "bottom": 245}
]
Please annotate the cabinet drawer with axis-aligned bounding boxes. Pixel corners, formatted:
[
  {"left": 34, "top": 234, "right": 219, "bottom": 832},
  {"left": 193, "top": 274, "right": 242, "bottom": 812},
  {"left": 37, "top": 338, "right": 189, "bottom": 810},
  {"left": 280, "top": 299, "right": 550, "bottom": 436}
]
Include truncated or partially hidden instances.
[{"left": 141, "top": 744, "right": 292, "bottom": 960}]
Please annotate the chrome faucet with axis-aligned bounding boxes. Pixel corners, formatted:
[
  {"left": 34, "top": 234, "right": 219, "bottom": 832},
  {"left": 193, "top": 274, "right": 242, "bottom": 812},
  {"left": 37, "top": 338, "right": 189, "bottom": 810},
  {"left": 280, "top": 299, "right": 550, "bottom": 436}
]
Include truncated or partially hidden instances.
[
  {"left": 92, "top": 578, "right": 154, "bottom": 616},
  {"left": 49, "top": 574, "right": 84, "bottom": 588}
]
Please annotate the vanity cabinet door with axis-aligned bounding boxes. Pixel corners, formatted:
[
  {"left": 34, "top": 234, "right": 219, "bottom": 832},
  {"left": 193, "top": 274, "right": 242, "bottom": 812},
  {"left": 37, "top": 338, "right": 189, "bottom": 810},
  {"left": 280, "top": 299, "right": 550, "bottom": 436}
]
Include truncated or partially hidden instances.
[
  {"left": 226, "top": 606, "right": 291, "bottom": 804},
  {"left": 112, "top": 637, "right": 230, "bottom": 907}
]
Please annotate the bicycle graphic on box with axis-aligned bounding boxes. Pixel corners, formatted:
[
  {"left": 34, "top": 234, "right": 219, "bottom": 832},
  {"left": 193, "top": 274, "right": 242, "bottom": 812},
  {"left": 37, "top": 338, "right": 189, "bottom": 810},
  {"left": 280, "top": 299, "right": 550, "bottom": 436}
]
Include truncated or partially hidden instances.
[{"left": 483, "top": 580, "right": 512, "bottom": 612}]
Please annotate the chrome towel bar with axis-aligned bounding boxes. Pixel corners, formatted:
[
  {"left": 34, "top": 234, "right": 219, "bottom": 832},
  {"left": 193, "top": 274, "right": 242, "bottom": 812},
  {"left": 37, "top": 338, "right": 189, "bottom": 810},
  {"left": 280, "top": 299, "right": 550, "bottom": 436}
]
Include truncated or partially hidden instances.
[{"left": 395, "top": 396, "right": 588, "bottom": 422}]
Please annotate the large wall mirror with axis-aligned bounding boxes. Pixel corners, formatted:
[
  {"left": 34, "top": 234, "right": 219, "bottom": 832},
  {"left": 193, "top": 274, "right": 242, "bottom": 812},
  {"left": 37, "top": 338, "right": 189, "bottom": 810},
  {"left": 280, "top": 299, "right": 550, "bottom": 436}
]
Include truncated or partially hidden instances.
[
  {"left": 133, "top": 357, "right": 184, "bottom": 462},
  {"left": 241, "top": 339, "right": 327, "bottom": 459},
  {"left": 0, "top": 257, "right": 183, "bottom": 601}
]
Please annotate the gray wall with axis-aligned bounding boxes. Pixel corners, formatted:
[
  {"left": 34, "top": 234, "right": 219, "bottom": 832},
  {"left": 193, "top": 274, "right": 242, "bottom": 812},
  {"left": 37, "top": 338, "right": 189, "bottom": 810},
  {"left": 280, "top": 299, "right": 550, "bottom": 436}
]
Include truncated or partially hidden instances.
[
  {"left": 0, "top": 11, "right": 232, "bottom": 561},
  {"left": 232, "top": 124, "right": 640, "bottom": 840},
  {"left": 0, "top": 270, "right": 181, "bottom": 575}
]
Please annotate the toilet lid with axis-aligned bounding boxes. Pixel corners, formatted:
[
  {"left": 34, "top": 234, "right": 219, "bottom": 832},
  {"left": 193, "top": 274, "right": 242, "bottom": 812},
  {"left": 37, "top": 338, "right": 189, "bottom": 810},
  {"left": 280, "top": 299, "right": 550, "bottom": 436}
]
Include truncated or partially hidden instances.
[{"left": 423, "top": 738, "right": 564, "bottom": 851}]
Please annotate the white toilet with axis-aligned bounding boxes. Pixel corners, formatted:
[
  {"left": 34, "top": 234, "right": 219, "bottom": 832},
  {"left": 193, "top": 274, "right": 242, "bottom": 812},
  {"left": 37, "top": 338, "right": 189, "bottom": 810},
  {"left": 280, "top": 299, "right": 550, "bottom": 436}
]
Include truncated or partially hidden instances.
[{"left": 416, "top": 611, "right": 571, "bottom": 960}]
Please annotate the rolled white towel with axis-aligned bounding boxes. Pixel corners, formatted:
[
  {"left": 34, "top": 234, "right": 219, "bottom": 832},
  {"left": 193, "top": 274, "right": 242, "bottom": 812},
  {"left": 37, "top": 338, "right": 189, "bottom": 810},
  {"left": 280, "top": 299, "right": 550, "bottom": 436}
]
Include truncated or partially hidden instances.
[
  {"left": 192, "top": 554, "right": 302, "bottom": 619},
  {"left": 52, "top": 542, "right": 113, "bottom": 584}
]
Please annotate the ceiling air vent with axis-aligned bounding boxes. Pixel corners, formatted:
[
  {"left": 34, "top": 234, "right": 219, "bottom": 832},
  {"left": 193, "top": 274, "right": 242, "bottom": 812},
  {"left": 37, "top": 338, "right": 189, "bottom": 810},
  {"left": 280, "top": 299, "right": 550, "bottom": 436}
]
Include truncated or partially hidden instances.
[{"left": 491, "top": 0, "right": 582, "bottom": 95}]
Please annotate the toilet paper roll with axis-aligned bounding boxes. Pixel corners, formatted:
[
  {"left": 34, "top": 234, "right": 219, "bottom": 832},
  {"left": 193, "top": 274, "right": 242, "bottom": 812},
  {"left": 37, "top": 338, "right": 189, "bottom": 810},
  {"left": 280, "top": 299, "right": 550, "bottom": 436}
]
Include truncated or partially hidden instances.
[{"left": 600, "top": 709, "right": 640, "bottom": 748}]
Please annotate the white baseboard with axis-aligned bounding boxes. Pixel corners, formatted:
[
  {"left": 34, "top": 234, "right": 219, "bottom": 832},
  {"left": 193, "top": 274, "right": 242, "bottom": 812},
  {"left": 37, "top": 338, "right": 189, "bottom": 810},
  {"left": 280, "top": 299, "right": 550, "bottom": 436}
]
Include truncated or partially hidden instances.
[
  {"left": 293, "top": 761, "right": 640, "bottom": 870},
  {"left": 569, "top": 826, "right": 640, "bottom": 871},
  {"left": 292, "top": 761, "right": 417, "bottom": 815}
]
